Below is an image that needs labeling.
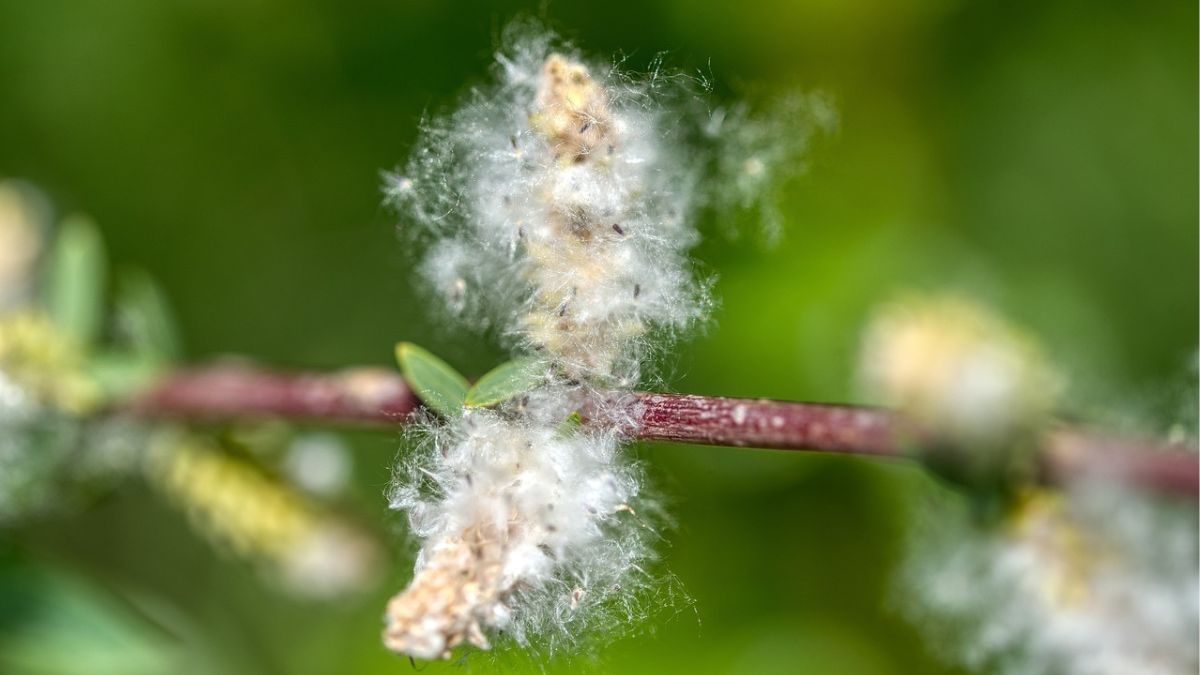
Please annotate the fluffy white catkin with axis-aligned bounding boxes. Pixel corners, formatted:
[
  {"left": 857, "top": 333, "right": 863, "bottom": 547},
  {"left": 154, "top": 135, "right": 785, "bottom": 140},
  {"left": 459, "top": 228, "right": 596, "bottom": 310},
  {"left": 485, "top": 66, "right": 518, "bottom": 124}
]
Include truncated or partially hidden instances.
[
  {"left": 382, "top": 22, "right": 827, "bottom": 658},
  {"left": 382, "top": 26, "right": 714, "bottom": 659},
  {"left": 384, "top": 396, "right": 652, "bottom": 658},
  {"left": 898, "top": 485, "right": 1198, "bottom": 675},
  {"left": 865, "top": 295, "right": 1198, "bottom": 673},
  {"left": 386, "top": 27, "right": 712, "bottom": 385}
]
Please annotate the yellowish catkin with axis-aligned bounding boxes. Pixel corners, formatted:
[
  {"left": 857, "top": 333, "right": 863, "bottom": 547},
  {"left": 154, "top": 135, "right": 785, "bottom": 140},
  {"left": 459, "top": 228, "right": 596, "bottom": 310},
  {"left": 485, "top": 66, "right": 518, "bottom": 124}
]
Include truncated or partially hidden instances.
[
  {"left": 144, "top": 431, "right": 379, "bottom": 598},
  {"left": 0, "top": 311, "right": 98, "bottom": 415},
  {"left": 145, "top": 432, "right": 314, "bottom": 561}
]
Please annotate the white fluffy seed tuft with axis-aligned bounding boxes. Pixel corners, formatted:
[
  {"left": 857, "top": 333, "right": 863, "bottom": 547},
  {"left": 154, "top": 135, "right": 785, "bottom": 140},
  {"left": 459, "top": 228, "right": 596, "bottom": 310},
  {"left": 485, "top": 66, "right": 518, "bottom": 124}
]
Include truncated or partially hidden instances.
[
  {"left": 387, "top": 24, "right": 713, "bottom": 383},
  {"left": 385, "top": 402, "right": 653, "bottom": 658},
  {"left": 897, "top": 485, "right": 1198, "bottom": 675},
  {"left": 383, "top": 22, "right": 823, "bottom": 658}
]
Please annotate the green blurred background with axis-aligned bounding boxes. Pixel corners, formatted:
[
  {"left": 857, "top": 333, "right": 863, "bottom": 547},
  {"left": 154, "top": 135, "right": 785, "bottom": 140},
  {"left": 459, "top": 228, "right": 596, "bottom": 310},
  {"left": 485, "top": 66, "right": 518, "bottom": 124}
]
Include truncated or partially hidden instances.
[{"left": 0, "top": 0, "right": 1195, "bottom": 673}]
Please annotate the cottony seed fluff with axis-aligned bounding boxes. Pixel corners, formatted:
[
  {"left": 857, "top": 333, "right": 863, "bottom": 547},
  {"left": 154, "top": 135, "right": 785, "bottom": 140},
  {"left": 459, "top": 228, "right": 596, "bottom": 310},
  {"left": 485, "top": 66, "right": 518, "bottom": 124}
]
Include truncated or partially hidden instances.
[{"left": 382, "top": 23, "right": 824, "bottom": 659}]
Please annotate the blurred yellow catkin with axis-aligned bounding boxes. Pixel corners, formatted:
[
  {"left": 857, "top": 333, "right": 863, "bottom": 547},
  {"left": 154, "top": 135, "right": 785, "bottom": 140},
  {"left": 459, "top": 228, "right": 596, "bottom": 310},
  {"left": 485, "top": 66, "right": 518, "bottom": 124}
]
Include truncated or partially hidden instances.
[
  {"left": 143, "top": 430, "right": 380, "bottom": 599},
  {"left": 0, "top": 311, "right": 99, "bottom": 415}
]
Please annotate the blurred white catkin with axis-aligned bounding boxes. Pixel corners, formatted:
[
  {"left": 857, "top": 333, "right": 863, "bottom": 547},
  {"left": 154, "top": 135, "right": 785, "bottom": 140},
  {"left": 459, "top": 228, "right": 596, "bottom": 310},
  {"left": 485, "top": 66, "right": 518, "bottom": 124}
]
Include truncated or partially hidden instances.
[
  {"left": 899, "top": 485, "right": 1198, "bottom": 675},
  {"left": 862, "top": 294, "right": 1199, "bottom": 675}
]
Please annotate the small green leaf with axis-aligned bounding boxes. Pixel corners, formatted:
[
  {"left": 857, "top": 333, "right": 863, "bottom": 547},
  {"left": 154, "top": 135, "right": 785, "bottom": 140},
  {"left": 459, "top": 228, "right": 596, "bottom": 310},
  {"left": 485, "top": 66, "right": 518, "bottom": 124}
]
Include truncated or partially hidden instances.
[
  {"left": 556, "top": 411, "right": 583, "bottom": 437},
  {"left": 464, "top": 356, "right": 545, "bottom": 407},
  {"left": 115, "top": 268, "right": 181, "bottom": 360},
  {"left": 44, "top": 215, "right": 107, "bottom": 348},
  {"left": 87, "top": 352, "right": 163, "bottom": 401},
  {"left": 395, "top": 342, "right": 469, "bottom": 418}
]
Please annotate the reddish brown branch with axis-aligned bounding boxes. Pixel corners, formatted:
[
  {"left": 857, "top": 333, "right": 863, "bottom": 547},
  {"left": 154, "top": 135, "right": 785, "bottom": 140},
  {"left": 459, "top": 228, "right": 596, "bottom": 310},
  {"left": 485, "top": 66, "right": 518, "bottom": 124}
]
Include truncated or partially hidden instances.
[
  {"left": 1043, "top": 429, "right": 1200, "bottom": 498},
  {"left": 630, "top": 393, "right": 900, "bottom": 456},
  {"left": 128, "top": 364, "right": 417, "bottom": 425},
  {"left": 127, "top": 364, "right": 1198, "bottom": 498}
]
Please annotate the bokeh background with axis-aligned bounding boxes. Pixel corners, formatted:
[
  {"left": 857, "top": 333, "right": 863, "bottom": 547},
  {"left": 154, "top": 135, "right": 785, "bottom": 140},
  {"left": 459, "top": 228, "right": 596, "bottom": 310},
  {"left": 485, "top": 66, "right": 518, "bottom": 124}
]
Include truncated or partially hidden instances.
[{"left": 0, "top": 0, "right": 1195, "bottom": 673}]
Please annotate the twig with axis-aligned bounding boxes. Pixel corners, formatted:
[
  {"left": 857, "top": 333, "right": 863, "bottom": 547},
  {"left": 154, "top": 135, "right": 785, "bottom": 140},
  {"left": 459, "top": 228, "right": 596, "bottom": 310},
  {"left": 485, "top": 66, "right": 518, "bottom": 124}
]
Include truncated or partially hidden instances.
[
  {"left": 628, "top": 392, "right": 899, "bottom": 455},
  {"left": 128, "top": 364, "right": 417, "bottom": 424},
  {"left": 126, "top": 364, "right": 1199, "bottom": 498}
]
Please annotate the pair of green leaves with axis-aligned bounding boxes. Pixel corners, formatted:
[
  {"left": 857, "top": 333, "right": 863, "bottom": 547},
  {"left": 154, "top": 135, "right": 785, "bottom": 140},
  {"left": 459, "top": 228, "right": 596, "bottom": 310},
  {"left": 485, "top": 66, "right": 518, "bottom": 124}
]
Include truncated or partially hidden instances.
[
  {"left": 395, "top": 342, "right": 545, "bottom": 418},
  {"left": 42, "top": 216, "right": 181, "bottom": 401},
  {"left": 44, "top": 217, "right": 180, "bottom": 359}
]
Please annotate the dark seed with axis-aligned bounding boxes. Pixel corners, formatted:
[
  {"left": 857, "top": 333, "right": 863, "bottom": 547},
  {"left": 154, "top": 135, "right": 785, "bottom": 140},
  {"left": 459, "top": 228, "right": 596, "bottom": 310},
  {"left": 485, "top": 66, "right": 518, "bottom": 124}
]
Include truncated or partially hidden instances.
[
  {"left": 612, "top": 223, "right": 624, "bottom": 235},
  {"left": 634, "top": 284, "right": 641, "bottom": 298}
]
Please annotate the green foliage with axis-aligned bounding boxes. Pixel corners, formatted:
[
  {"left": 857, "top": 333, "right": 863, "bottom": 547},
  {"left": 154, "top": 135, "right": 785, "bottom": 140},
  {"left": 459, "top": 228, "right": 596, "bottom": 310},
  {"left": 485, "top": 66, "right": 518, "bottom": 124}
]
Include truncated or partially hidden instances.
[
  {"left": 394, "top": 342, "right": 468, "bottom": 419},
  {"left": 42, "top": 216, "right": 106, "bottom": 349},
  {"left": 464, "top": 356, "right": 544, "bottom": 408},
  {"left": 85, "top": 352, "right": 162, "bottom": 402},
  {"left": 115, "top": 268, "right": 181, "bottom": 361},
  {"left": 555, "top": 410, "right": 583, "bottom": 437},
  {"left": 0, "top": 559, "right": 180, "bottom": 675},
  {"left": 82, "top": 268, "right": 182, "bottom": 400}
]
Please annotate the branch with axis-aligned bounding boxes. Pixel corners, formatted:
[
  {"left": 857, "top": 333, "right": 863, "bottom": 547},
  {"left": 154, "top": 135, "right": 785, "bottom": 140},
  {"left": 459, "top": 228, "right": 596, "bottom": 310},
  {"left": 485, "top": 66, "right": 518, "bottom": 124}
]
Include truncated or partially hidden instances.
[
  {"left": 127, "top": 365, "right": 419, "bottom": 424},
  {"left": 125, "top": 364, "right": 1199, "bottom": 498}
]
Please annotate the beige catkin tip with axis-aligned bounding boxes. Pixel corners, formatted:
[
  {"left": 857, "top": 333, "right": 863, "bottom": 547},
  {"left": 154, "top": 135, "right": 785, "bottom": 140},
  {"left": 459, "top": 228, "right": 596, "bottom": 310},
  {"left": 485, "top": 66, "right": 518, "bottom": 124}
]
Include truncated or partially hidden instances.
[
  {"left": 521, "top": 53, "right": 648, "bottom": 380},
  {"left": 531, "top": 53, "right": 612, "bottom": 165},
  {"left": 382, "top": 529, "right": 507, "bottom": 660}
]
